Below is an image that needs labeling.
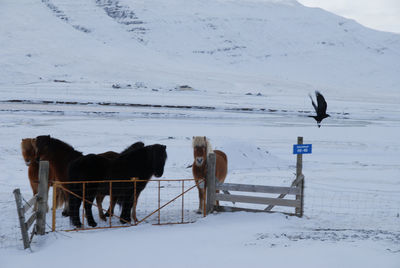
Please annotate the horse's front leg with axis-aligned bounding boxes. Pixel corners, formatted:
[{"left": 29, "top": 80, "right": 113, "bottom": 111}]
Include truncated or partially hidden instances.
[
  {"left": 120, "top": 197, "right": 133, "bottom": 225},
  {"left": 196, "top": 181, "right": 205, "bottom": 214},
  {"left": 105, "top": 197, "right": 116, "bottom": 218},
  {"left": 84, "top": 193, "right": 97, "bottom": 227},
  {"left": 131, "top": 194, "right": 138, "bottom": 223},
  {"left": 96, "top": 194, "right": 106, "bottom": 221},
  {"left": 69, "top": 194, "right": 82, "bottom": 228},
  {"left": 62, "top": 192, "right": 70, "bottom": 217}
]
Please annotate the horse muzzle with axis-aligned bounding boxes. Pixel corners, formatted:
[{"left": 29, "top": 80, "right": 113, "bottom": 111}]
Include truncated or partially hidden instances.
[{"left": 195, "top": 157, "right": 204, "bottom": 166}]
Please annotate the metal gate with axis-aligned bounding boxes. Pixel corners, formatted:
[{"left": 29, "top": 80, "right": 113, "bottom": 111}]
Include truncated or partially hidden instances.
[{"left": 51, "top": 178, "right": 205, "bottom": 231}]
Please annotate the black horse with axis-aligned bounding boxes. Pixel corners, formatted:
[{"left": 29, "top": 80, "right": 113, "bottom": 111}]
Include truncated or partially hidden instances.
[
  {"left": 67, "top": 144, "right": 167, "bottom": 228},
  {"left": 96, "top": 141, "right": 145, "bottom": 220}
]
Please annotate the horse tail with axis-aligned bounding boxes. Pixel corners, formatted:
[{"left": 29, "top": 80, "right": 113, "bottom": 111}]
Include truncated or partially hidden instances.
[{"left": 56, "top": 186, "right": 66, "bottom": 208}]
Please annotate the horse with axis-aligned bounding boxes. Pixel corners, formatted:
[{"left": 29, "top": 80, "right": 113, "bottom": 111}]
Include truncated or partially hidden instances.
[
  {"left": 20, "top": 138, "right": 60, "bottom": 209},
  {"left": 67, "top": 144, "right": 167, "bottom": 228},
  {"left": 95, "top": 141, "right": 145, "bottom": 221},
  {"left": 192, "top": 136, "right": 228, "bottom": 213},
  {"left": 33, "top": 135, "right": 84, "bottom": 216}
]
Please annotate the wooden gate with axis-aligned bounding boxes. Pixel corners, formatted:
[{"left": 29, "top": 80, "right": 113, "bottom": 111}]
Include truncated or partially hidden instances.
[{"left": 205, "top": 137, "right": 305, "bottom": 217}]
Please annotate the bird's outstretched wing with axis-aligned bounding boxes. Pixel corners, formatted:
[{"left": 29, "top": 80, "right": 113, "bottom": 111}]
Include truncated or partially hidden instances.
[
  {"left": 315, "top": 91, "right": 327, "bottom": 115},
  {"left": 309, "top": 93, "right": 318, "bottom": 113}
]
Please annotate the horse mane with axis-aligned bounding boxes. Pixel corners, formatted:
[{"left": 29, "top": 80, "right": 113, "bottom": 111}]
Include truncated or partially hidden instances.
[
  {"left": 120, "top": 141, "right": 145, "bottom": 155},
  {"left": 41, "top": 136, "right": 80, "bottom": 153},
  {"left": 192, "top": 136, "right": 213, "bottom": 155}
]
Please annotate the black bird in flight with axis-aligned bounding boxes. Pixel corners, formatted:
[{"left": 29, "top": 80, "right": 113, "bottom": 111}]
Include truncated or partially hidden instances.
[{"left": 308, "top": 91, "right": 330, "bottom": 128}]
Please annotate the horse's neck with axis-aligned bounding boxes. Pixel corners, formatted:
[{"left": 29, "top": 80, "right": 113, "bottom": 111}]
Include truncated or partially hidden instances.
[
  {"left": 193, "top": 161, "right": 207, "bottom": 178},
  {"left": 111, "top": 152, "right": 148, "bottom": 178}
]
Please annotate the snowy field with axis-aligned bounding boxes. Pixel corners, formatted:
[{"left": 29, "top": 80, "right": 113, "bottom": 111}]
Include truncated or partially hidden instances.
[{"left": 1, "top": 0, "right": 399, "bottom": 267}]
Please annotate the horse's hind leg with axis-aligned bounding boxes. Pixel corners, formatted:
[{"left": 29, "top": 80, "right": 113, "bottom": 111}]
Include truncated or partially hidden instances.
[{"left": 105, "top": 197, "right": 116, "bottom": 218}]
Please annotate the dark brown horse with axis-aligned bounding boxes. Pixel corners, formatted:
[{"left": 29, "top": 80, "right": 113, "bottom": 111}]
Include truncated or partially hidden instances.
[
  {"left": 33, "top": 135, "right": 84, "bottom": 216},
  {"left": 192, "top": 136, "right": 228, "bottom": 213},
  {"left": 68, "top": 144, "right": 167, "bottom": 228}
]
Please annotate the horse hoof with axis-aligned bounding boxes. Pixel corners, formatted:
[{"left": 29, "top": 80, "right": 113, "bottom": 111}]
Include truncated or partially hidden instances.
[
  {"left": 195, "top": 209, "right": 203, "bottom": 214},
  {"left": 120, "top": 218, "right": 131, "bottom": 225},
  {"left": 99, "top": 214, "right": 107, "bottom": 221},
  {"left": 88, "top": 221, "right": 97, "bottom": 227},
  {"left": 62, "top": 210, "right": 69, "bottom": 217},
  {"left": 72, "top": 221, "right": 82, "bottom": 228}
]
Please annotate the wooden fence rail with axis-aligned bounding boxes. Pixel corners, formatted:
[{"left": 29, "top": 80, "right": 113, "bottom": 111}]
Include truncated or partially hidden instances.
[{"left": 13, "top": 161, "right": 49, "bottom": 249}]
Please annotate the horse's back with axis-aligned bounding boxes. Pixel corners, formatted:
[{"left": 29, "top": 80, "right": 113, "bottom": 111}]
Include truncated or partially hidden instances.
[
  {"left": 69, "top": 154, "right": 109, "bottom": 181},
  {"left": 214, "top": 150, "right": 227, "bottom": 163},
  {"left": 98, "top": 151, "right": 119, "bottom": 159},
  {"left": 214, "top": 150, "right": 228, "bottom": 182}
]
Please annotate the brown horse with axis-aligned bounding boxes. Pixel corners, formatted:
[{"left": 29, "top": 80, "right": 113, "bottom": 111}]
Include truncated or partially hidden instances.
[
  {"left": 192, "top": 136, "right": 228, "bottom": 213},
  {"left": 20, "top": 138, "right": 61, "bottom": 209}
]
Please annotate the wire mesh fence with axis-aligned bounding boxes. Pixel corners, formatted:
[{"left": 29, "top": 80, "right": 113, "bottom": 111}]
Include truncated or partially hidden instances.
[
  {"left": 305, "top": 183, "right": 400, "bottom": 231},
  {"left": 2, "top": 177, "right": 399, "bottom": 249}
]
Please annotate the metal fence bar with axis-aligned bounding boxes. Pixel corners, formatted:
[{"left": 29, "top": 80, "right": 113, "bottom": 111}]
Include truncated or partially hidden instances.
[{"left": 52, "top": 182, "right": 57, "bottom": 231}]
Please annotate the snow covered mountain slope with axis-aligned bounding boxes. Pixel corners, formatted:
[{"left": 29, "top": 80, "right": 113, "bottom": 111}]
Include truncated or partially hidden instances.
[{"left": 1, "top": 0, "right": 399, "bottom": 104}]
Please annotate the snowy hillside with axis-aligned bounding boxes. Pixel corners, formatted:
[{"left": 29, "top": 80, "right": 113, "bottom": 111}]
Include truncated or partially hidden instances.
[{"left": 1, "top": 0, "right": 400, "bottom": 103}]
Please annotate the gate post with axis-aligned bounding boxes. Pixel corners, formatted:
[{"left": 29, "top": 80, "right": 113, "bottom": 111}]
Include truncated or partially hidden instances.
[
  {"left": 206, "top": 153, "right": 216, "bottom": 214},
  {"left": 295, "top": 137, "right": 304, "bottom": 217},
  {"left": 36, "top": 161, "right": 49, "bottom": 235}
]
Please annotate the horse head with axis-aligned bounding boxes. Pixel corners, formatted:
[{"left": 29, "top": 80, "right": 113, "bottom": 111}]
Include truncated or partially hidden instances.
[
  {"left": 149, "top": 144, "right": 167, "bottom": 178},
  {"left": 192, "top": 136, "right": 211, "bottom": 167},
  {"left": 193, "top": 146, "right": 206, "bottom": 167},
  {"left": 21, "top": 138, "right": 36, "bottom": 166}
]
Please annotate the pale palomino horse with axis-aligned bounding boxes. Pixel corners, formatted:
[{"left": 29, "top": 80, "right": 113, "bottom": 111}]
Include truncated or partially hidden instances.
[{"left": 192, "top": 136, "right": 227, "bottom": 213}]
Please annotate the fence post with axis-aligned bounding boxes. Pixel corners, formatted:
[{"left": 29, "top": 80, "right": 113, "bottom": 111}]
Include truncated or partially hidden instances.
[
  {"left": 206, "top": 153, "right": 216, "bottom": 214},
  {"left": 36, "top": 161, "right": 49, "bottom": 235},
  {"left": 295, "top": 137, "right": 304, "bottom": 217},
  {"left": 13, "top": 188, "right": 31, "bottom": 249}
]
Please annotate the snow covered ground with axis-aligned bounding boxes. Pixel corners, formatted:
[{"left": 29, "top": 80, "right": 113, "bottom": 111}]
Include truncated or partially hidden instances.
[{"left": 0, "top": 0, "right": 399, "bottom": 267}]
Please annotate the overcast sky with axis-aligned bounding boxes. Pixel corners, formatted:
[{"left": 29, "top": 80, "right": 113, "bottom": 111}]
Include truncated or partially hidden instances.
[{"left": 297, "top": 0, "right": 400, "bottom": 33}]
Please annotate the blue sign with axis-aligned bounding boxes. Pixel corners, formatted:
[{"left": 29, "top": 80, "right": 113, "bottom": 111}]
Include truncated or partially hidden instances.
[{"left": 293, "top": 144, "right": 312, "bottom": 154}]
